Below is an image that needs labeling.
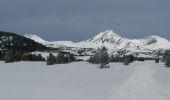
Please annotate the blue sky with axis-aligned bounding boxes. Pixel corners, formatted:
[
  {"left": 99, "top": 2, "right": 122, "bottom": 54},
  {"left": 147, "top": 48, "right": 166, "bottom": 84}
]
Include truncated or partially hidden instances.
[{"left": 0, "top": 0, "right": 170, "bottom": 42}]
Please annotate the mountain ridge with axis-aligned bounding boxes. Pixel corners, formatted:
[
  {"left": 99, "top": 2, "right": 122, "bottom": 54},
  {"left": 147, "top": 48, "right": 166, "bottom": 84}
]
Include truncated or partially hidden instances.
[{"left": 24, "top": 30, "right": 170, "bottom": 52}]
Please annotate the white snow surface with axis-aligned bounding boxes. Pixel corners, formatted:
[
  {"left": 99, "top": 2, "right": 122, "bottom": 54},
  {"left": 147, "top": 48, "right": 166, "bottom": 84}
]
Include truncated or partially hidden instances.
[
  {"left": 0, "top": 61, "right": 170, "bottom": 100},
  {"left": 24, "top": 30, "right": 170, "bottom": 53},
  {"left": 24, "top": 34, "right": 48, "bottom": 43}
]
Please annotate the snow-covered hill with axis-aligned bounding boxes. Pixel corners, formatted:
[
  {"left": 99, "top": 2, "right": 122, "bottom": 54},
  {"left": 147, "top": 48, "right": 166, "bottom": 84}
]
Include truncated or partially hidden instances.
[
  {"left": 24, "top": 34, "right": 48, "bottom": 43},
  {"left": 24, "top": 30, "right": 170, "bottom": 56},
  {"left": 0, "top": 31, "right": 48, "bottom": 52},
  {"left": 24, "top": 34, "right": 77, "bottom": 48}
]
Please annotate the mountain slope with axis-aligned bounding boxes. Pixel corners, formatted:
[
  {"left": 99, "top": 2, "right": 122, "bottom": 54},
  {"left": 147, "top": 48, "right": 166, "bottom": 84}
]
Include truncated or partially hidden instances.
[
  {"left": 141, "top": 36, "right": 170, "bottom": 50},
  {"left": 0, "top": 31, "right": 49, "bottom": 52},
  {"left": 24, "top": 34, "right": 48, "bottom": 43},
  {"left": 73, "top": 30, "right": 170, "bottom": 55},
  {"left": 87, "top": 30, "right": 121, "bottom": 44}
]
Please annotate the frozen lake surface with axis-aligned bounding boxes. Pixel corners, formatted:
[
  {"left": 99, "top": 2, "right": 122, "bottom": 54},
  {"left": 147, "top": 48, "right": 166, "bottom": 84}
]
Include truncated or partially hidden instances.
[{"left": 0, "top": 61, "right": 170, "bottom": 100}]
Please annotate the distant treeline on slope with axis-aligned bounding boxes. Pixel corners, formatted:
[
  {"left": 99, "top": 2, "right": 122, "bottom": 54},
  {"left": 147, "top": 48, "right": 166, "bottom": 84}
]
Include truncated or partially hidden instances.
[
  {"left": 0, "top": 31, "right": 76, "bottom": 64},
  {"left": 0, "top": 31, "right": 50, "bottom": 52}
]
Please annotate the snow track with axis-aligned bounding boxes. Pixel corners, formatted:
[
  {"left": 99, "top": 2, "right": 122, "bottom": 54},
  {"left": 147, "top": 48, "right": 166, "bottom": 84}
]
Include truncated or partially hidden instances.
[{"left": 109, "top": 64, "right": 167, "bottom": 100}]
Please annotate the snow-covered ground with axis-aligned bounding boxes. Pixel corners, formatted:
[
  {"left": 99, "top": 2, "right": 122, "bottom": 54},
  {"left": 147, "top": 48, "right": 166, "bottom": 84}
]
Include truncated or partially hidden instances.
[{"left": 0, "top": 61, "right": 170, "bottom": 100}]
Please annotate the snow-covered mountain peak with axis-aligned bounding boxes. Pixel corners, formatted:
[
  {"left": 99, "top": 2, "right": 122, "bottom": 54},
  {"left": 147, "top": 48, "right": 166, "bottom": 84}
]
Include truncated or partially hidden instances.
[
  {"left": 87, "top": 30, "right": 122, "bottom": 44},
  {"left": 99, "top": 30, "right": 120, "bottom": 37},
  {"left": 24, "top": 34, "right": 47, "bottom": 43}
]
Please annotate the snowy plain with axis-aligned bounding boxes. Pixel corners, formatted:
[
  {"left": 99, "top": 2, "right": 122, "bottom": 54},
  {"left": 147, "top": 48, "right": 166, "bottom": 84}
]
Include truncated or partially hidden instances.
[{"left": 0, "top": 61, "right": 170, "bottom": 100}]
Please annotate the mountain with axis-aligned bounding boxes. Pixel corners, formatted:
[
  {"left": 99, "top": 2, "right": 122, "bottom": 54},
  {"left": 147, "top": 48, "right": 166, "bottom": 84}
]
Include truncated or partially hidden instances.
[
  {"left": 24, "top": 34, "right": 48, "bottom": 43},
  {"left": 0, "top": 31, "right": 49, "bottom": 52},
  {"left": 1, "top": 30, "right": 169, "bottom": 57},
  {"left": 24, "top": 34, "right": 77, "bottom": 48},
  {"left": 86, "top": 30, "right": 121, "bottom": 44},
  {"left": 24, "top": 30, "right": 170, "bottom": 56}
]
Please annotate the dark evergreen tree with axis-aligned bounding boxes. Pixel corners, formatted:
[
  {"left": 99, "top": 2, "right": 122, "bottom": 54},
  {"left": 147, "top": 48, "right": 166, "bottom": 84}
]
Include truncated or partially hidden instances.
[
  {"left": 46, "top": 53, "right": 56, "bottom": 65},
  {"left": 4, "top": 50, "right": 15, "bottom": 63},
  {"left": 3, "top": 50, "right": 22, "bottom": 62},
  {"left": 136, "top": 57, "right": 145, "bottom": 62},
  {"left": 69, "top": 54, "right": 76, "bottom": 62},
  {"left": 20, "top": 53, "right": 45, "bottom": 61},
  {"left": 161, "top": 55, "right": 166, "bottom": 62},
  {"left": 123, "top": 56, "right": 130, "bottom": 65},
  {"left": 100, "top": 47, "right": 109, "bottom": 68},
  {"left": 165, "top": 50, "right": 170, "bottom": 67},
  {"left": 110, "top": 55, "right": 119, "bottom": 62},
  {"left": 89, "top": 51, "right": 100, "bottom": 64},
  {"left": 129, "top": 54, "right": 135, "bottom": 63},
  {"left": 46, "top": 51, "right": 75, "bottom": 65},
  {"left": 89, "top": 56, "right": 96, "bottom": 64},
  {"left": 55, "top": 51, "right": 75, "bottom": 64},
  {"left": 37, "top": 54, "right": 45, "bottom": 61},
  {"left": 165, "top": 57, "right": 170, "bottom": 67},
  {"left": 155, "top": 58, "right": 159, "bottom": 63},
  {"left": 0, "top": 51, "right": 4, "bottom": 60},
  {"left": 89, "top": 46, "right": 109, "bottom": 68},
  {"left": 55, "top": 52, "right": 65, "bottom": 64},
  {"left": 21, "top": 53, "right": 28, "bottom": 61},
  {"left": 123, "top": 55, "right": 135, "bottom": 65}
]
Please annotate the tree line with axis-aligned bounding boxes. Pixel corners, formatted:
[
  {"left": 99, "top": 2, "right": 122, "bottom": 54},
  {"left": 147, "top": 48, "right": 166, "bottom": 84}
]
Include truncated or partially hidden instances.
[
  {"left": 0, "top": 47, "right": 170, "bottom": 67},
  {"left": 46, "top": 51, "right": 76, "bottom": 65},
  {"left": 0, "top": 50, "right": 45, "bottom": 63},
  {"left": 0, "top": 50, "right": 76, "bottom": 65},
  {"left": 88, "top": 46, "right": 170, "bottom": 68}
]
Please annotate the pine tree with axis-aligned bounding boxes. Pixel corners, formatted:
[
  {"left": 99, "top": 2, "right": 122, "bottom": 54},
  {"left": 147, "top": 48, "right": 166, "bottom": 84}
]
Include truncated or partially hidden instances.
[
  {"left": 89, "top": 46, "right": 109, "bottom": 68},
  {"left": 165, "top": 50, "right": 170, "bottom": 67},
  {"left": 0, "top": 51, "right": 4, "bottom": 60},
  {"left": 100, "top": 47, "right": 109, "bottom": 68},
  {"left": 123, "top": 55, "right": 135, "bottom": 65},
  {"left": 37, "top": 54, "right": 45, "bottom": 61},
  {"left": 46, "top": 53, "right": 56, "bottom": 65},
  {"left": 4, "top": 50, "right": 15, "bottom": 63},
  {"left": 123, "top": 56, "right": 130, "bottom": 65},
  {"left": 55, "top": 51, "right": 74, "bottom": 64},
  {"left": 56, "top": 52, "right": 64, "bottom": 64},
  {"left": 165, "top": 57, "right": 170, "bottom": 67},
  {"left": 129, "top": 54, "right": 135, "bottom": 63},
  {"left": 13, "top": 51, "right": 22, "bottom": 61},
  {"left": 21, "top": 53, "right": 28, "bottom": 61},
  {"left": 155, "top": 58, "right": 159, "bottom": 63},
  {"left": 110, "top": 55, "right": 119, "bottom": 62}
]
